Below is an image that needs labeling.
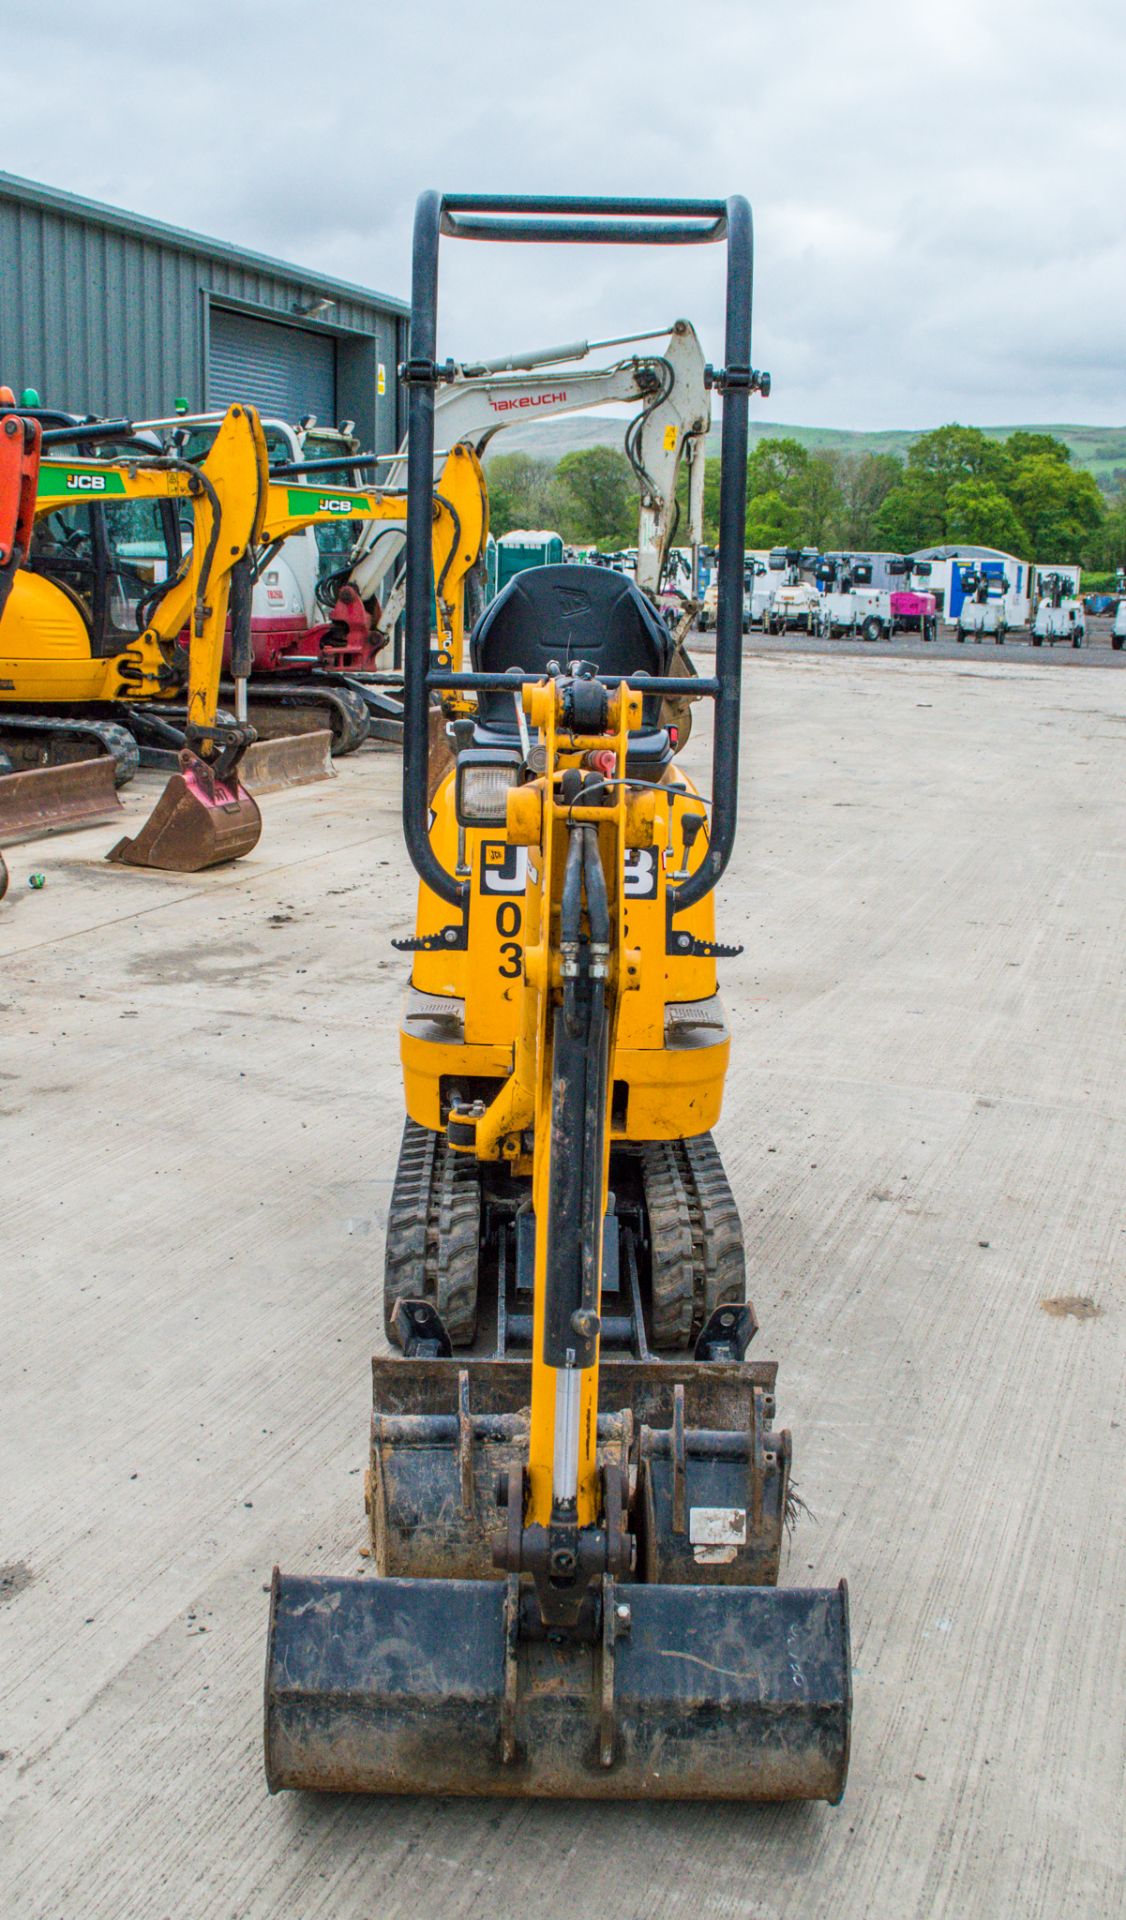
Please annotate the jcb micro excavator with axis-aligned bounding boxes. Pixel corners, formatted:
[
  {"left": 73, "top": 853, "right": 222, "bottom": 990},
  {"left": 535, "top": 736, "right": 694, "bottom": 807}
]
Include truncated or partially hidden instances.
[
  {"left": 265, "top": 193, "right": 851, "bottom": 1803},
  {"left": 2, "top": 406, "right": 487, "bottom": 867},
  {"left": 0, "top": 402, "right": 271, "bottom": 867},
  {"left": 15, "top": 402, "right": 487, "bottom": 761}
]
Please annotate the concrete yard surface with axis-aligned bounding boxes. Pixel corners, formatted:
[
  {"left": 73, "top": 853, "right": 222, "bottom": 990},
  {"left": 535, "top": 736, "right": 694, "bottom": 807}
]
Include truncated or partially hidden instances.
[{"left": 1, "top": 652, "right": 1124, "bottom": 1919}]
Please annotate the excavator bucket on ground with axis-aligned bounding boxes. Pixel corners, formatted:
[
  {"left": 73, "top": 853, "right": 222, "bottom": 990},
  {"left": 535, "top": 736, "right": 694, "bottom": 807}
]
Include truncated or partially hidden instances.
[
  {"left": 264, "top": 193, "right": 851, "bottom": 1807},
  {"left": 267, "top": 1572, "right": 850, "bottom": 1801},
  {"left": 107, "top": 749, "right": 261, "bottom": 871},
  {"left": 239, "top": 729, "right": 334, "bottom": 795},
  {"left": 0, "top": 755, "right": 121, "bottom": 842}
]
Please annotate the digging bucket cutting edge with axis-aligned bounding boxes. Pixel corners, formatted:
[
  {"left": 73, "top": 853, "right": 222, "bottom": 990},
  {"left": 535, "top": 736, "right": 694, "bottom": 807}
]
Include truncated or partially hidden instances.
[
  {"left": 107, "top": 748, "right": 261, "bottom": 871},
  {"left": 239, "top": 729, "right": 334, "bottom": 795},
  {"left": 264, "top": 1569, "right": 851, "bottom": 1801},
  {"left": 0, "top": 755, "right": 122, "bottom": 845}
]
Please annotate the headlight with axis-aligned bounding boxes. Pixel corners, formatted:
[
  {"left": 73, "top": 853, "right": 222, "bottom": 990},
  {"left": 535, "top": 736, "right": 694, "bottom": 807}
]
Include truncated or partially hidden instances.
[{"left": 455, "top": 751, "right": 521, "bottom": 826}]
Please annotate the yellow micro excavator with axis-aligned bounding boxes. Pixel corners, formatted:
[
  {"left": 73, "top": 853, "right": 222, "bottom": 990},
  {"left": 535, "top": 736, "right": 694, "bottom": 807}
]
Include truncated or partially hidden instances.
[
  {"left": 0, "top": 402, "right": 270, "bottom": 868},
  {"left": 264, "top": 194, "right": 852, "bottom": 1803},
  {"left": 0, "top": 403, "right": 488, "bottom": 869}
]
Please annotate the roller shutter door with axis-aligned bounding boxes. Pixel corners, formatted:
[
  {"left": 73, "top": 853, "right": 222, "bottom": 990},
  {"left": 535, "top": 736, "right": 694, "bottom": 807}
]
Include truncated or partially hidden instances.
[{"left": 208, "top": 306, "right": 336, "bottom": 422}]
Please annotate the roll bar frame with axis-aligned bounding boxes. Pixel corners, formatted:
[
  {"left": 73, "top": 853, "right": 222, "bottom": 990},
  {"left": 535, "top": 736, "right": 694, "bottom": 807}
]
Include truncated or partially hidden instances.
[{"left": 403, "top": 191, "right": 757, "bottom": 917}]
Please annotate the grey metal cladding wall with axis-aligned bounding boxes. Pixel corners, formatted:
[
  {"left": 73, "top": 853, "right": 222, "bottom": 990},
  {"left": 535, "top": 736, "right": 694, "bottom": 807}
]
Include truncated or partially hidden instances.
[
  {"left": 0, "top": 196, "right": 198, "bottom": 418},
  {"left": 0, "top": 189, "right": 402, "bottom": 449}
]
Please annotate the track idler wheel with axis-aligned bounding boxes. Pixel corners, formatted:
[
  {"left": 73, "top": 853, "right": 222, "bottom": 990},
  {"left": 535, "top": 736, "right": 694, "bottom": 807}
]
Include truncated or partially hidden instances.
[{"left": 107, "top": 748, "right": 261, "bottom": 871}]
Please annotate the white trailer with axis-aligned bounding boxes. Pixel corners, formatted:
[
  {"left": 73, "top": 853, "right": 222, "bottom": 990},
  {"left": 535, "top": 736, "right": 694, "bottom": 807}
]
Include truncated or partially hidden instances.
[
  {"left": 765, "top": 547, "right": 822, "bottom": 634},
  {"left": 912, "top": 547, "right": 1031, "bottom": 631},
  {"left": 1031, "top": 569, "right": 1085, "bottom": 648},
  {"left": 815, "top": 555, "right": 890, "bottom": 641}
]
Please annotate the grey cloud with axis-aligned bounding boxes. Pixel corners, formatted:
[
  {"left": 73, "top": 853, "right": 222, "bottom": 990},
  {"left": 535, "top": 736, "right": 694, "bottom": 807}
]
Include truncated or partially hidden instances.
[{"left": 4, "top": 0, "right": 1124, "bottom": 428}]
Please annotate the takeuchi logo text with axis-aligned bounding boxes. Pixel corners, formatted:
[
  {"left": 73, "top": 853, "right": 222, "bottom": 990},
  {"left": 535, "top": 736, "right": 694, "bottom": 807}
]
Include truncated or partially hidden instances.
[{"left": 489, "top": 391, "right": 569, "bottom": 413}]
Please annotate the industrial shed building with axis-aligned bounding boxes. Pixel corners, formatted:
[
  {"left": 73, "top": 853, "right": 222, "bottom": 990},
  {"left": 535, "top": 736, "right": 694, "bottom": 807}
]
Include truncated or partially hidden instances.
[{"left": 0, "top": 171, "right": 407, "bottom": 453}]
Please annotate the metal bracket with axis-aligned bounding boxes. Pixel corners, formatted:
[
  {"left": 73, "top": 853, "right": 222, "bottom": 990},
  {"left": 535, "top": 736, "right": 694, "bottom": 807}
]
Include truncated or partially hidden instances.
[
  {"left": 391, "top": 919, "right": 469, "bottom": 953},
  {"left": 694, "top": 1300, "right": 758, "bottom": 1363},
  {"left": 398, "top": 356, "right": 457, "bottom": 387},
  {"left": 389, "top": 1297, "right": 453, "bottom": 1358},
  {"left": 666, "top": 926, "right": 744, "bottom": 959},
  {"left": 704, "top": 363, "right": 771, "bottom": 396}
]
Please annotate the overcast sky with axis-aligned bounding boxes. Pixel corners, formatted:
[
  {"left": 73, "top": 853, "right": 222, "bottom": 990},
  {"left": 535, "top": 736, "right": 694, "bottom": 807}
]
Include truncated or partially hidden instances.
[{"left": 6, "top": 0, "right": 1125, "bottom": 429}]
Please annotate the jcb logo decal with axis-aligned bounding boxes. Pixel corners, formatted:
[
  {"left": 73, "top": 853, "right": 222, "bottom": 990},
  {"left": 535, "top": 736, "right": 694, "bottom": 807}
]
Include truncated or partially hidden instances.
[
  {"left": 480, "top": 843, "right": 527, "bottom": 893},
  {"left": 66, "top": 473, "right": 107, "bottom": 491},
  {"left": 318, "top": 497, "right": 355, "bottom": 513}
]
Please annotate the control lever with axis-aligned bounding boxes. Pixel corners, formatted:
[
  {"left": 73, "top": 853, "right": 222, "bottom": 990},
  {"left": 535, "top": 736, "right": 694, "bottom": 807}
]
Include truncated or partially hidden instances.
[{"left": 670, "top": 808, "right": 705, "bottom": 881}]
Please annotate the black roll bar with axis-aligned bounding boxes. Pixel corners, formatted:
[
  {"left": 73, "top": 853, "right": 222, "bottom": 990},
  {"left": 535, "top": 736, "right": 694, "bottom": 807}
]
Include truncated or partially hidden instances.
[{"left": 403, "top": 191, "right": 756, "bottom": 915}]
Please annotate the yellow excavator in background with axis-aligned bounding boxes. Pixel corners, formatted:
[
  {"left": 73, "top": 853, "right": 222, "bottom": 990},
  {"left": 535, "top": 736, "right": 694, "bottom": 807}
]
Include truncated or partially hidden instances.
[
  {"left": 2, "top": 402, "right": 271, "bottom": 868},
  {"left": 1, "top": 403, "right": 489, "bottom": 870}
]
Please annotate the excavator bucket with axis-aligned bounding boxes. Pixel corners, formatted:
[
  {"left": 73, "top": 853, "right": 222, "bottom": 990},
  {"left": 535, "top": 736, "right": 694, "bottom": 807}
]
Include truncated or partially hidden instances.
[
  {"left": 0, "top": 755, "right": 122, "bottom": 843},
  {"left": 265, "top": 1571, "right": 850, "bottom": 1802},
  {"left": 264, "top": 1357, "right": 852, "bottom": 1803},
  {"left": 107, "top": 749, "right": 261, "bottom": 871},
  {"left": 239, "top": 728, "right": 333, "bottom": 795}
]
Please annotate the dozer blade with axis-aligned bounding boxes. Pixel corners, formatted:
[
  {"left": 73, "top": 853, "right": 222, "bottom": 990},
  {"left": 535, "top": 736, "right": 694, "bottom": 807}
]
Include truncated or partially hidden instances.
[
  {"left": 107, "top": 750, "right": 261, "bottom": 872},
  {"left": 240, "top": 729, "right": 334, "bottom": 795},
  {"left": 264, "top": 1570, "right": 850, "bottom": 1802},
  {"left": 0, "top": 755, "right": 122, "bottom": 845}
]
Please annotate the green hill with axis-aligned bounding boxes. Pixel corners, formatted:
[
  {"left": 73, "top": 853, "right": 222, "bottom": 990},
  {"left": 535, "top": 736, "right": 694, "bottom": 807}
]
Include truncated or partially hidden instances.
[{"left": 487, "top": 417, "right": 1126, "bottom": 487}]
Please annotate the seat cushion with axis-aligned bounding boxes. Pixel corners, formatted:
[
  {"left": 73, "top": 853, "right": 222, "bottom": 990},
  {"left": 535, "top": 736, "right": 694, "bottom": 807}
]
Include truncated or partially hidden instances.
[{"left": 470, "top": 564, "right": 672, "bottom": 727}]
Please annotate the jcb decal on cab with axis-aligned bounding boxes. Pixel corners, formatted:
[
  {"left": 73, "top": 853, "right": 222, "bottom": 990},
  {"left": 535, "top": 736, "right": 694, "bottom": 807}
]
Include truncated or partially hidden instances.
[{"left": 479, "top": 843, "right": 527, "bottom": 893}]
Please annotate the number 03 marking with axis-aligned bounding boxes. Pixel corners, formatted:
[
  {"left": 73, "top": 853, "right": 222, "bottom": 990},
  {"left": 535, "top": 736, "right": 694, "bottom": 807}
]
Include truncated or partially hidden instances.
[{"left": 496, "top": 900, "right": 523, "bottom": 977}]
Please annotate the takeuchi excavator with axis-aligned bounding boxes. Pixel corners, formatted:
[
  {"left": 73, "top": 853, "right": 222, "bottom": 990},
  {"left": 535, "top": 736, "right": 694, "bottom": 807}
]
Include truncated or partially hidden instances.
[{"left": 265, "top": 191, "right": 852, "bottom": 1804}]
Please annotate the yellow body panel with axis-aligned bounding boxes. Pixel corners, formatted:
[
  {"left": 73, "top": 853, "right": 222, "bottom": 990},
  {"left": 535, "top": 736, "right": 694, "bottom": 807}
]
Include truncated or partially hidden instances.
[
  {"left": 402, "top": 757, "right": 727, "bottom": 1144},
  {"left": 0, "top": 572, "right": 123, "bottom": 701}
]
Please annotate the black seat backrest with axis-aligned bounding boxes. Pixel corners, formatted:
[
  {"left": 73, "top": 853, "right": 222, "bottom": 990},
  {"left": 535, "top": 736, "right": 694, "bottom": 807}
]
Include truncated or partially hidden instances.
[{"left": 469, "top": 563, "right": 672, "bottom": 728}]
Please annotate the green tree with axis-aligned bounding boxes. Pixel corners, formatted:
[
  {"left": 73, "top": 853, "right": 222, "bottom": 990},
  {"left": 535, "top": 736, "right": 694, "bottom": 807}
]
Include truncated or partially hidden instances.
[
  {"left": 906, "top": 423, "right": 1011, "bottom": 490},
  {"left": 833, "top": 451, "right": 903, "bottom": 548},
  {"left": 1002, "top": 431, "right": 1071, "bottom": 466},
  {"left": 745, "top": 437, "right": 813, "bottom": 496},
  {"left": 741, "top": 437, "right": 844, "bottom": 549},
  {"left": 945, "top": 479, "right": 1029, "bottom": 554},
  {"left": 484, "top": 452, "right": 559, "bottom": 538},
  {"left": 744, "top": 488, "right": 806, "bottom": 550},
  {"left": 552, "top": 446, "right": 637, "bottom": 548},
  {"left": 1007, "top": 455, "right": 1103, "bottom": 561},
  {"left": 700, "top": 457, "right": 722, "bottom": 543},
  {"left": 873, "top": 473, "right": 946, "bottom": 552},
  {"left": 1079, "top": 480, "right": 1126, "bottom": 570}
]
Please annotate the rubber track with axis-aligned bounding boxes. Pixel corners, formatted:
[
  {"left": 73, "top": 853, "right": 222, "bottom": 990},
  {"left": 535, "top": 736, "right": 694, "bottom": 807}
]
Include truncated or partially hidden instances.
[
  {"left": 383, "top": 1118, "right": 480, "bottom": 1347},
  {"left": 641, "top": 1132, "right": 746, "bottom": 1349}
]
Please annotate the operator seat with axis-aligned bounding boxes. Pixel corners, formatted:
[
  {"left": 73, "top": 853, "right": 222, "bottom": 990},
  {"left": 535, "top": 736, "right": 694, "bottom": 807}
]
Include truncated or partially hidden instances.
[{"left": 469, "top": 564, "right": 674, "bottom": 735}]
